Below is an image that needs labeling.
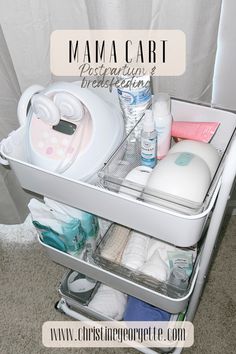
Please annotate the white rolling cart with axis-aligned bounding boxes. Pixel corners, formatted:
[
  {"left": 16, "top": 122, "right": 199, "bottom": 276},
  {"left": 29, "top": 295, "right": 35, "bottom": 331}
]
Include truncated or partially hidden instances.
[{"left": 1, "top": 89, "right": 236, "bottom": 353}]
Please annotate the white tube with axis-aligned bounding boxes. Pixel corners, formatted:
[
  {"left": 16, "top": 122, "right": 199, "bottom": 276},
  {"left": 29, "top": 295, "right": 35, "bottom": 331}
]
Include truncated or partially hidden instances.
[{"left": 152, "top": 93, "right": 172, "bottom": 159}]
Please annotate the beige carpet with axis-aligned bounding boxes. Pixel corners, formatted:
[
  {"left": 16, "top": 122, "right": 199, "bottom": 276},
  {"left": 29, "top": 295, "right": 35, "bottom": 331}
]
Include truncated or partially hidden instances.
[{"left": 0, "top": 215, "right": 235, "bottom": 354}]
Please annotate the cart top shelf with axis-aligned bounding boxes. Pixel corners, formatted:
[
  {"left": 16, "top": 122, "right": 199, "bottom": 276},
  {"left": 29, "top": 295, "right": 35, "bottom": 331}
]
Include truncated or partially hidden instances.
[{"left": 1, "top": 89, "right": 236, "bottom": 247}]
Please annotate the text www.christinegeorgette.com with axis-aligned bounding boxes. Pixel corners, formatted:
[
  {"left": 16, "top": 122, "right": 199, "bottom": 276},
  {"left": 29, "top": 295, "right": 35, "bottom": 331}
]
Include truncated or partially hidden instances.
[{"left": 42, "top": 321, "right": 194, "bottom": 348}]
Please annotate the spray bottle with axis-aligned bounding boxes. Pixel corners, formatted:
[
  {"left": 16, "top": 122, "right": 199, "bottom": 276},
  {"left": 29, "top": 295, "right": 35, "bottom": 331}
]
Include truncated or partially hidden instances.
[{"left": 141, "top": 110, "right": 157, "bottom": 168}]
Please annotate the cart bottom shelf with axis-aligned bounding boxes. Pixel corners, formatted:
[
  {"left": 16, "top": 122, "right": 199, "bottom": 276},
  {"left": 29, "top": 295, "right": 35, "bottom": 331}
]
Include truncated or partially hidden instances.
[
  {"left": 56, "top": 270, "right": 188, "bottom": 354},
  {"left": 56, "top": 297, "right": 185, "bottom": 354}
]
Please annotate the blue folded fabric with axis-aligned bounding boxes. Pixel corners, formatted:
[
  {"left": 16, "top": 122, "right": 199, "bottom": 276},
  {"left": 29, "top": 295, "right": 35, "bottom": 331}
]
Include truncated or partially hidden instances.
[{"left": 124, "top": 296, "right": 171, "bottom": 321}]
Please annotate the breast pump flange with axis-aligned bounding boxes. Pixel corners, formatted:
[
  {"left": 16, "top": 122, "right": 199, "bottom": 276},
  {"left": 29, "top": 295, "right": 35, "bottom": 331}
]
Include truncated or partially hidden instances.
[{"left": 18, "top": 81, "right": 124, "bottom": 182}]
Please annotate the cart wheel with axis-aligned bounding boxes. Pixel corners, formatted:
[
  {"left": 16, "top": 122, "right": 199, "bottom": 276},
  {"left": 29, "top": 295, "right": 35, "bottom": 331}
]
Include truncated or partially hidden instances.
[{"left": 54, "top": 301, "right": 64, "bottom": 314}]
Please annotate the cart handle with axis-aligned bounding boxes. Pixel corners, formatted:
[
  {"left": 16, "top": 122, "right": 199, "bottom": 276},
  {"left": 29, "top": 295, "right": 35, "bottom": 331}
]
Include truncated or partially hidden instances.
[
  {"left": 58, "top": 298, "right": 92, "bottom": 321},
  {"left": 221, "top": 134, "right": 236, "bottom": 187}
]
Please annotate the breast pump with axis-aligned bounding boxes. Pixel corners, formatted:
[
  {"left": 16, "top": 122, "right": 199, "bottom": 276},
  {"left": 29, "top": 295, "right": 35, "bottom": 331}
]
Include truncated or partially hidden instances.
[{"left": 18, "top": 81, "right": 124, "bottom": 182}]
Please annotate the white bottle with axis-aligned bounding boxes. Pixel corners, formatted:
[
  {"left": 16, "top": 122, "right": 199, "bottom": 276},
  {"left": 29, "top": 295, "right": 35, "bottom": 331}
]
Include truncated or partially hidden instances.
[
  {"left": 141, "top": 110, "right": 157, "bottom": 168},
  {"left": 153, "top": 93, "right": 172, "bottom": 160}
]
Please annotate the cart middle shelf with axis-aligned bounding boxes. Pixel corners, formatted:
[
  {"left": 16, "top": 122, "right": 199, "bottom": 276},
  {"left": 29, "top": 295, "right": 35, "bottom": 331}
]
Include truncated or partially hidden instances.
[{"left": 37, "top": 226, "right": 200, "bottom": 314}]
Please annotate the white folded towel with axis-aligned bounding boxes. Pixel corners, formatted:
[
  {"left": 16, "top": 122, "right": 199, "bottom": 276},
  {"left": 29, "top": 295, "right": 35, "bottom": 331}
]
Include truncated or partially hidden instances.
[
  {"left": 140, "top": 249, "right": 170, "bottom": 282},
  {"left": 88, "top": 284, "right": 127, "bottom": 320},
  {"left": 147, "top": 238, "right": 178, "bottom": 263}
]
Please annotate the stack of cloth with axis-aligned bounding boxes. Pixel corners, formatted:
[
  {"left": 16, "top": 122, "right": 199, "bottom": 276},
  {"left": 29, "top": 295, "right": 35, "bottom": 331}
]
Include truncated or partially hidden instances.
[
  {"left": 87, "top": 283, "right": 171, "bottom": 322},
  {"left": 88, "top": 284, "right": 127, "bottom": 320},
  {"left": 123, "top": 296, "right": 171, "bottom": 321},
  {"left": 100, "top": 224, "right": 130, "bottom": 263}
]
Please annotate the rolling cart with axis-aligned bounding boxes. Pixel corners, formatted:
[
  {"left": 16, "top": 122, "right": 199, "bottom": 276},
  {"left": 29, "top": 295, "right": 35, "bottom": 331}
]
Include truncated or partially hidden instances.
[{"left": 1, "top": 89, "right": 236, "bottom": 353}]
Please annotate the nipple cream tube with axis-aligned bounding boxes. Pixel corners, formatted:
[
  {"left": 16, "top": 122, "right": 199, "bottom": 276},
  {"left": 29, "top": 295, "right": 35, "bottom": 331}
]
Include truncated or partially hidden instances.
[{"left": 171, "top": 121, "right": 220, "bottom": 143}]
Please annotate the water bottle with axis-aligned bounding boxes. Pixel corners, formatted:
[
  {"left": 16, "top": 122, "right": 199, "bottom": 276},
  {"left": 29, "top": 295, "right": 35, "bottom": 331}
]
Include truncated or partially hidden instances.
[{"left": 117, "top": 75, "right": 152, "bottom": 139}]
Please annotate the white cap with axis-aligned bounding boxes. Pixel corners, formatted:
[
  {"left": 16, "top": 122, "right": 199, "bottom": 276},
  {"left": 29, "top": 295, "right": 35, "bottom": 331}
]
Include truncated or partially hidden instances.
[
  {"left": 143, "top": 109, "right": 155, "bottom": 132},
  {"left": 153, "top": 93, "right": 170, "bottom": 117}
]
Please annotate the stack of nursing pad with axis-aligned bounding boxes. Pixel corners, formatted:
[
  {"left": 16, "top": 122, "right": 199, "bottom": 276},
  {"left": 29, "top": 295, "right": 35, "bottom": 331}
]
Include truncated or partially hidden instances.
[{"left": 100, "top": 224, "right": 130, "bottom": 263}]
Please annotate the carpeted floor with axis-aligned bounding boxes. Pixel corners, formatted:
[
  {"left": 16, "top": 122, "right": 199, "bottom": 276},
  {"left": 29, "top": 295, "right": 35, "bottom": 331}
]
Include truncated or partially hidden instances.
[{"left": 0, "top": 214, "right": 235, "bottom": 354}]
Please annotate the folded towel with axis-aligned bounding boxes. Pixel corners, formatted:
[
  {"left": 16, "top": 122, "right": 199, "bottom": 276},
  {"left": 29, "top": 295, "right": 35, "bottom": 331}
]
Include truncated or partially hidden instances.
[
  {"left": 147, "top": 238, "right": 176, "bottom": 263},
  {"left": 147, "top": 237, "right": 197, "bottom": 265},
  {"left": 140, "top": 249, "right": 170, "bottom": 282},
  {"left": 124, "top": 296, "right": 171, "bottom": 321},
  {"left": 88, "top": 284, "right": 127, "bottom": 320}
]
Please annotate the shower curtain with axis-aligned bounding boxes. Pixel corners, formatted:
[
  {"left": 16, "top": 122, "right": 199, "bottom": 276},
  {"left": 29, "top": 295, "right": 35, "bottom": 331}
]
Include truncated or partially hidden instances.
[
  {"left": 0, "top": 0, "right": 222, "bottom": 223},
  {"left": 0, "top": 26, "right": 31, "bottom": 223}
]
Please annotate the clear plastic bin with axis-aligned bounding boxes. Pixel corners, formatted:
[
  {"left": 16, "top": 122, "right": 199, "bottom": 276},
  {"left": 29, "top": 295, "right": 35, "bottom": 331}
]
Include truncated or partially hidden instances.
[
  {"left": 92, "top": 223, "right": 198, "bottom": 299},
  {"left": 98, "top": 104, "right": 227, "bottom": 215}
]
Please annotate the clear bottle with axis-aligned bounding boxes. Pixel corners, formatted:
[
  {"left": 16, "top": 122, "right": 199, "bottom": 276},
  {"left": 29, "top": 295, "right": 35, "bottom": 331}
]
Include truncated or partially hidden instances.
[
  {"left": 117, "top": 75, "right": 152, "bottom": 139},
  {"left": 152, "top": 93, "right": 172, "bottom": 160},
  {"left": 141, "top": 110, "right": 157, "bottom": 168},
  {"left": 169, "top": 266, "right": 189, "bottom": 290}
]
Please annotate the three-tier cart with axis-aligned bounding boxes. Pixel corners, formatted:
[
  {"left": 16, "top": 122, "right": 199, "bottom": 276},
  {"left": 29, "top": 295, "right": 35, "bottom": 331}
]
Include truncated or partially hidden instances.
[{"left": 1, "top": 88, "right": 236, "bottom": 353}]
